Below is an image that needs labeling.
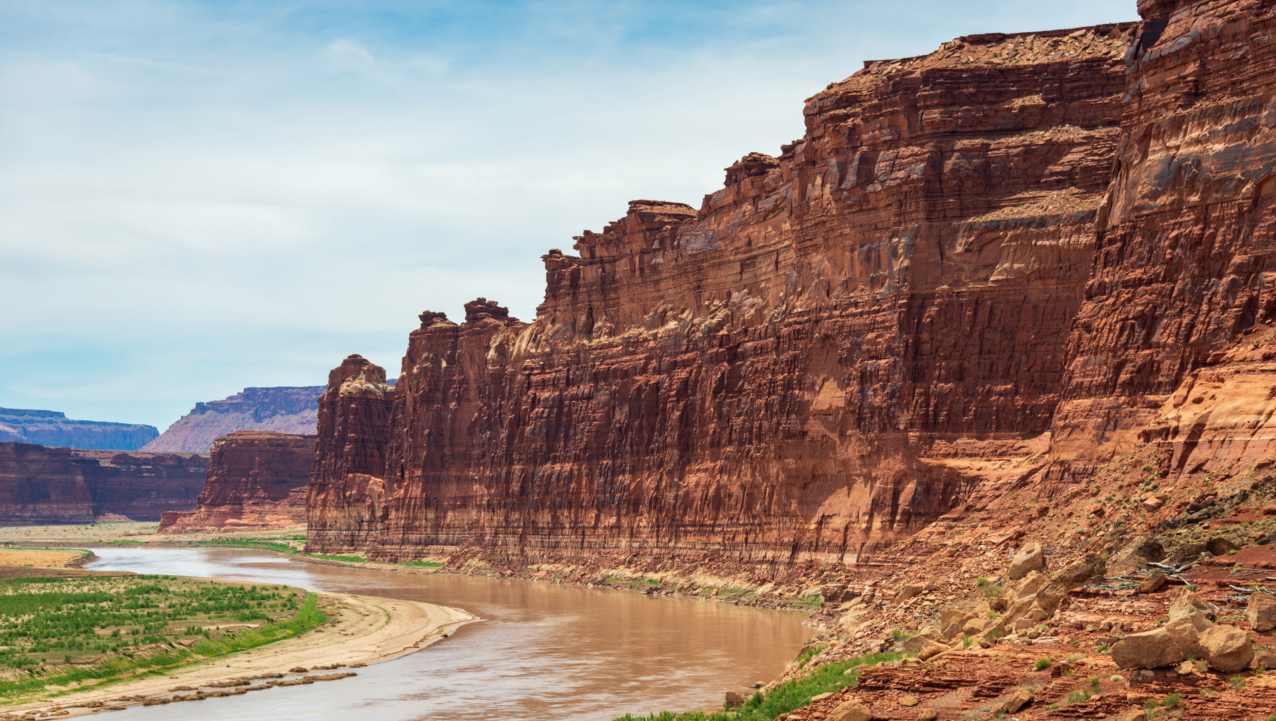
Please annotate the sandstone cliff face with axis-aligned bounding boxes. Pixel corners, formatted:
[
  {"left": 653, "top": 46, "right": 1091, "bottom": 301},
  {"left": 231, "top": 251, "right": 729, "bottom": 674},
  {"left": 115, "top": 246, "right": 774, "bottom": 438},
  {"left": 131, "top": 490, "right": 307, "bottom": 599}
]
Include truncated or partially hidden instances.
[
  {"left": 0, "top": 444, "right": 207, "bottom": 524},
  {"left": 308, "top": 25, "right": 1138, "bottom": 563},
  {"left": 143, "top": 387, "right": 324, "bottom": 453},
  {"left": 1050, "top": 0, "right": 1276, "bottom": 477},
  {"left": 159, "top": 431, "right": 315, "bottom": 533},
  {"left": 306, "top": 355, "right": 395, "bottom": 550},
  {"left": 0, "top": 408, "right": 158, "bottom": 451}
]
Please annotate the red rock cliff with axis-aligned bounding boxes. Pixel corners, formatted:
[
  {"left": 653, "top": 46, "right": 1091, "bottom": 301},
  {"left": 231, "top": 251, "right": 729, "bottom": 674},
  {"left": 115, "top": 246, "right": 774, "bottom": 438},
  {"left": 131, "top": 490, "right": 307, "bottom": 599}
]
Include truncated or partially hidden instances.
[
  {"left": 1048, "top": 0, "right": 1276, "bottom": 481},
  {"left": 306, "top": 355, "right": 396, "bottom": 550},
  {"left": 0, "top": 443, "right": 208, "bottom": 524},
  {"left": 307, "top": 24, "right": 1138, "bottom": 563},
  {"left": 158, "top": 431, "right": 316, "bottom": 533}
]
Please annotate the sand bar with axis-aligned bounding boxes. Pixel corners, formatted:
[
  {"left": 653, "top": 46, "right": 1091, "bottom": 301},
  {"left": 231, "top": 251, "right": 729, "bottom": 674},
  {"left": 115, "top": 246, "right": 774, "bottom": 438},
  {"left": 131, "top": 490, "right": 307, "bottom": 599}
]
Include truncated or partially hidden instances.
[{"left": 2, "top": 589, "right": 475, "bottom": 718}]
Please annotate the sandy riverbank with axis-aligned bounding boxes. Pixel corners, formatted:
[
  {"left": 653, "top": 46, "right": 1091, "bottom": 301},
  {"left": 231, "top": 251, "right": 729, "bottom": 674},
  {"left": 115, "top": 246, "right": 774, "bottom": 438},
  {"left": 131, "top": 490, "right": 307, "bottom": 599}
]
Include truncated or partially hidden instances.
[{"left": 2, "top": 588, "right": 475, "bottom": 719}]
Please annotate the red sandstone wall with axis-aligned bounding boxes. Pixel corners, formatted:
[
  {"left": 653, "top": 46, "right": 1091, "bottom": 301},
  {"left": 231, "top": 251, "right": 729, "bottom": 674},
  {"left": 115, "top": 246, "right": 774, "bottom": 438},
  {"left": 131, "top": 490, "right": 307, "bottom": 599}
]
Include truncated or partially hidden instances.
[
  {"left": 0, "top": 443, "right": 208, "bottom": 524},
  {"left": 1050, "top": 0, "right": 1276, "bottom": 477},
  {"left": 159, "top": 431, "right": 315, "bottom": 533},
  {"left": 307, "top": 24, "right": 1139, "bottom": 564}
]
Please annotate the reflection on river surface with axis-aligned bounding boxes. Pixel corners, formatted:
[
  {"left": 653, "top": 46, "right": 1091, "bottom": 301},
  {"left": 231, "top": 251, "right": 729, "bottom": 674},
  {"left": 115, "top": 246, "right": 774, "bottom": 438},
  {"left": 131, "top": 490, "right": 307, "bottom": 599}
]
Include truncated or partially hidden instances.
[{"left": 86, "top": 548, "right": 813, "bottom": 721}]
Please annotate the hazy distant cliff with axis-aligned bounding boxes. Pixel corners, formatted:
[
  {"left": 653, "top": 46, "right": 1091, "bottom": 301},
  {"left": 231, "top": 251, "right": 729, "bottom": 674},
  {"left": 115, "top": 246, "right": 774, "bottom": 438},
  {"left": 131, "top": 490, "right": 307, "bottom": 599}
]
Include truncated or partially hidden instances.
[
  {"left": 143, "top": 387, "right": 325, "bottom": 453},
  {"left": 0, "top": 443, "right": 207, "bottom": 523},
  {"left": 0, "top": 407, "right": 158, "bottom": 451}
]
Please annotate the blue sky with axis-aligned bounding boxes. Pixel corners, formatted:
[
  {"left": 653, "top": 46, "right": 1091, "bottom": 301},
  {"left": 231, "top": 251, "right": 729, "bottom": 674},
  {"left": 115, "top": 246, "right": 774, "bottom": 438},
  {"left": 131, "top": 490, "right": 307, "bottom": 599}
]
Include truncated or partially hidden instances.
[{"left": 0, "top": 0, "right": 1138, "bottom": 432}]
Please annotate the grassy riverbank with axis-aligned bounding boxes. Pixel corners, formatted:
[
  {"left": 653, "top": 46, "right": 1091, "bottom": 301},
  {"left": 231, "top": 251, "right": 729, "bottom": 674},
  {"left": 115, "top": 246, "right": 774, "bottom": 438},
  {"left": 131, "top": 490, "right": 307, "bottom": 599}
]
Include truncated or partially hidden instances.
[
  {"left": 614, "top": 651, "right": 905, "bottom": 721},
  {"left": 0, "top": 573, "right": 325, "bottom": 700}
]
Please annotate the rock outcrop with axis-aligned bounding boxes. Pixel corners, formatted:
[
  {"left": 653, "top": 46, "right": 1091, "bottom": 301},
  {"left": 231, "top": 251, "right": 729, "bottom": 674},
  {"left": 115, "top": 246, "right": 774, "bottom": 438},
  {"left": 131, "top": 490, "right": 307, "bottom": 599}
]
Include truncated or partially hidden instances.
[
  {"left": 307, "top": 24, "right": 1138, "bottom": 561},
  {"left": 0, "top": 408, "right": 158, "bottom": 450},
  {"left": 158, "top": 431, "right": 315, "bottom": 533},
  {"left": 143, "top": 387, "right": 325, "bottom": 453},
  {"left": 0, "top": 443, "right": 207, "bottom": 523}
]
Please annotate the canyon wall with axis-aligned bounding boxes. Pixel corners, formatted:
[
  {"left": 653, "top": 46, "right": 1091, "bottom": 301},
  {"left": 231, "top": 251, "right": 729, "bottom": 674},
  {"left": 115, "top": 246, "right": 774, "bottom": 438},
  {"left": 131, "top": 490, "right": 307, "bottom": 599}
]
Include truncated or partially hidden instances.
[
  {"left": 0, "top": 408, "right": 158, "bottom": 451},
  {"left": 308, "top": 24, "right": 1139, "bottom": 564},
  {"left": 0, "top": 444, "right": 207, "bottom": 524},
  {"left": 1049, "top": 0, "right": 1276, "bottom": 482},
  {"left": 144, "top": 386, "right": 325, "bottom": 453},
  {"left": 159, "top": 431, "right": 315, "bottom": 533}
]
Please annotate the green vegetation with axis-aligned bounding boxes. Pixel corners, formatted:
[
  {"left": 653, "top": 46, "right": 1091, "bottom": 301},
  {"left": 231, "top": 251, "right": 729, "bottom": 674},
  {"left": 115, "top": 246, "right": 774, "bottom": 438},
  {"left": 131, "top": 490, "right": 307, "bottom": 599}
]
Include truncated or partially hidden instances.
[
  {"left": 612, "top": 651, "right": 905, "bottom": 721},
  {"left": 795, "top": 644, "right": 827, "bottom": 668},
  {"left": 399, "top": 560, "right": 443, "bottom": 568},
  {"left": 1034, "top": 658, "right": 1052, "bottom": 671},
  {"left": 306, "top": 553, "right": 368, "bottom": 563},
  {"left": 188, "top": 538, "right": 299, "bottom": 555},
  {"left": 0, "top": 574, "right": 325, "bottom": 699}
]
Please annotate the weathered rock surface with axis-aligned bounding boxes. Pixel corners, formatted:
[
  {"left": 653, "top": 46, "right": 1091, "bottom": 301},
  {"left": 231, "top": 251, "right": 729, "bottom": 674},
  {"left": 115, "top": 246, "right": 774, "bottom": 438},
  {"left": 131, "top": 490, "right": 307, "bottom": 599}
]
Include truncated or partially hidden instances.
[
  {"left": 1008, "top": 543, "right": 1044, "bottom": 580},
  {"left": 0, "top": 443, "right": 207, "bottom": 523},
  {"left": 144, "top": 387, "right": 326, "bottom": 453},
  {"left": 0, "top": 408, "right": 158, "bottom": 451},
  {"left": 1111, "top": 628, "right": 1184, "bottom": 669},
  {"left": 305, "top": 355, "right": 396, "bottom": 551},
  {"left": 1249, "top": 592, "right": 1276, "bottom": 632},
  {"left": 1200, "top": 624, "right": 1254, "bottom": 673},
  {"left": 158, "top": 432, "right": 315, "bottom": 533},
  {"left": 308, "top": 24, "right": 1137, "bottom": 561}
]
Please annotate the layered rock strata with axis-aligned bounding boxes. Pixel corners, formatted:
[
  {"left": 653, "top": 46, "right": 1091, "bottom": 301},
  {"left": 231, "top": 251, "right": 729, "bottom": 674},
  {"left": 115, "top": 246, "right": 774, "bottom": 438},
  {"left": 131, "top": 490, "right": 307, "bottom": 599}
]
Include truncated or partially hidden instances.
[
  {"left": 308, "top": 24, "right": 1138, "bottom": 563},
  {"left": 144, "top": 387, "right": 325, "bottom": 453},
  {"left": 0, "top": 444, "right": 207, "bottom": 524},
  {"left": 158, "top": 431, "right": 316, "bottom": 533},
  {"left": 1050, "top": 0, "right": 1276, "bottom": 478},
  {"left": 0, "top": 408, "right": 158, "bottom": 451}
]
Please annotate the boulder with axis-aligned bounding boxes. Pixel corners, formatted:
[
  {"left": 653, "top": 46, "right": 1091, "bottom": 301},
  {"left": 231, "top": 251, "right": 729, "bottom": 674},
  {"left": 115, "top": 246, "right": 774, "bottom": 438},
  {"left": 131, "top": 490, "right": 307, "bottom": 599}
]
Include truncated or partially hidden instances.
[
  {"left": 1168, "top": 587, "right": 1213, "bottom": 621},
  {"left": 1164, "top": 542, "right": 1206, "bottom": 566},
  {"left": 1135, "top": 571, "right": 1166, "bottom": 594},
  {"left": 894, "top": 584, "right": 925, "bottom": 604},
  {"left": 1035, "top": 554, "right": 1105, "bottom": 614},
  {"left": 1009, "top": 542, "right": 1044, "bottom": 580},
  {"left": 1004, "top": 687, "right": 1033, "bottom": 713},
  {"left": 725, "top": 691, "right": 745, "bottom": 708},
  {"left": 1115, "top": 711, "right": 1148, "bottom": 721},
  {"left": 1165, "top": 613, "right": 1212, "bottom": 659},
  {"left": 1206, "top": 537, "right": 1240, "bottom": 556},
  {"left": 1254, "top": 644, "right": 1276, "bottom": 669},
  {"left": 827, "top": 698, "right": 873, "bottom": 721},
  {"left": 1142, "top": 496, "right": 1165, "bottom": 512},
  {"left": 1247, "top": 592, "right": 1276, "bottom": 632},
  {"left": 1201, "top": 624, "right": 1253, "bottom": 673},
  {"left": 1108, "top": 536, "right": 1165, "bottom": 570},
  {"left": 901, "top": 629, "right": 944, "bottom": 654},
  {"left": 1110, "top": 628, "right": 1184, "bottom": 669},
  {"left": 917, "top": 710, "right": 937, "bottom": 721},
  {"left": 898, "top": 695, "right": 918, "bottom": 707},
  {"left": 940, "top": 609, "right": 975, "bottom": 640},
  {"left": 917, "top": 643, "right": 947, "bottom": 661},
  {"left": 961, "top": 617, "right": 987, "bottom": 637}
]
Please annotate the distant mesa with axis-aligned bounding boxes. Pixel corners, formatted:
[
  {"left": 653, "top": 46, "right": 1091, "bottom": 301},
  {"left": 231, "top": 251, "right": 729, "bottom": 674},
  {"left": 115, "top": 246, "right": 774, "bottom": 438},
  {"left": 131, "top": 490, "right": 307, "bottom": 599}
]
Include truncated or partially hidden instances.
[
  {"left": 143, "top": 386, "right": 325, "bottom": 453},
  {"left": 0, "top": 407, "right": 158, "bottom": 451},
  {"left": 144, "top": 379, "right": 396, "bottom": 454}
]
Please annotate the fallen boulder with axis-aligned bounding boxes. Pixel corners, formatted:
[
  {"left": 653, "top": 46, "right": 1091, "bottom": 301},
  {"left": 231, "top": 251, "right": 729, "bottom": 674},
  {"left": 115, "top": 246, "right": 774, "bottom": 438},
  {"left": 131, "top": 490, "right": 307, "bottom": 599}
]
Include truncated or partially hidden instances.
[
  {"left": 1135, "top": 571, "right": 1166, "bottom": 594},
  {"left": 1206, "top": 537, "right": 1240, "bottom": 556},
  {"left": 1248, "top": 592, "right": 1276, "bottom": 632},
  {"left": 1165, "top": 613, "right": 1211, "bottom": 660},
  {"left": 827, "top": 698, "right": 873, "bottom": 721},
  {"left": 1110, "top": 628, "right": 1184, "bottom": 669},
  {"left": 1008, "top": 542, "right": 1044, "bottom": 581},
  {"left": 1201, "top": 624, "right": 1253, "bottom": 673}
]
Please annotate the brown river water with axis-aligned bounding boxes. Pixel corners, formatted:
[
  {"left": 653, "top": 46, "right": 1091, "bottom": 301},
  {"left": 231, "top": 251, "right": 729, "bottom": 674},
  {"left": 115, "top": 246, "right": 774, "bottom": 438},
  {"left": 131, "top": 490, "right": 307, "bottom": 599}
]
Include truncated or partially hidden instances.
[{"left": 86, "top": 548, "right": 814, "bottom": 721}]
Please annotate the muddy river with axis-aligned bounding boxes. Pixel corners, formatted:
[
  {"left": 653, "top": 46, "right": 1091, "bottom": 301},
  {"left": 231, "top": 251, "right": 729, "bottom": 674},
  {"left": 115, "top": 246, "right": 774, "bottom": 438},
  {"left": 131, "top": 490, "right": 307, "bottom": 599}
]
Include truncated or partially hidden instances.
[{"left": 86, "top": 548, "right": 813, "bottom": 721}]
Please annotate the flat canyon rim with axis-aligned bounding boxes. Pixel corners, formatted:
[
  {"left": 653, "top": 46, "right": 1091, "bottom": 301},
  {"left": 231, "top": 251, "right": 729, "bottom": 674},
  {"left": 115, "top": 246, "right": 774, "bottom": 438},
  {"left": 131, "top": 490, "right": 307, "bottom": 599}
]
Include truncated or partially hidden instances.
[{"left": 79, "top": 547, "right": 814, "bottom": 720}]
